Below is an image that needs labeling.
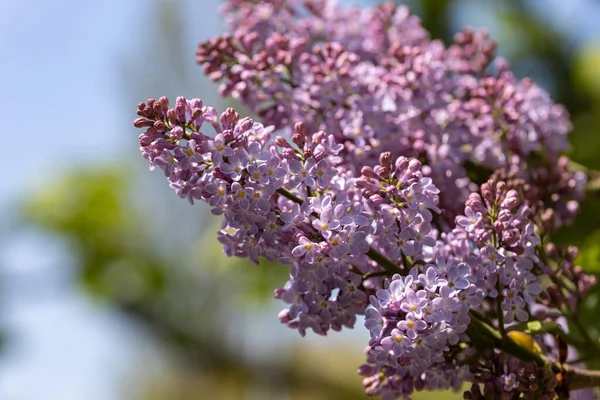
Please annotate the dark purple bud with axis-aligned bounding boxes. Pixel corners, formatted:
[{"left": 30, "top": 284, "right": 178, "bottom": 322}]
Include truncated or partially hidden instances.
[
  {"left": 222, "top": 129, "right": 234, "bottom": 142},
  {"left": 378, "top": 167, "right": 390, "bottom": 180},
  {"left": 357, "top": 364, "right": 375, "bottom": 376},
  {"left": 361, "top": 166, "right": 376, "bottom": 179},
  {"left": 179, "top": 168, "right": 192, "bottom": 182},
  {"left": 275, "top": 136, "right": 293, "bottom": 148},
  {"left": 292, "top": 133, "right": 305, "bottom": 148},
  {"left": 368, "top": 194, "right": 385, "bottom": 207},
  {"left": 379, "top": 152, "right": 392, "bottom": 167},
  {"left": 191, "top": 108, "right": 202, "bottom": 121},
  {"left": 153, "top": 120, "right": 166, "bottom": 132},
  {"left": 133, "top": 118, "right": 154, "bottom": 128},
  {"left": 166, "top": 109, "right": 179, "bottom": 124},
  {"left": 546, "top": 243, "right": 558, "bottom": 259},
  {"left": 294, "top": 121, "right": 307, "bottom": 137},
  {"left": 139, "top": 133, "right": 157, "bottom": 147},
  {"left": 212, "top": 168, "right": 230, "bottom": 181},
  {"left": 152, "top": 102, "right": 163, "bottom": 117}
]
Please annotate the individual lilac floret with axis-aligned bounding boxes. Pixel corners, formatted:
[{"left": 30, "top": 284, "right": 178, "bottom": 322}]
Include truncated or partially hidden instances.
[{"left": 503, "top": 373, "right": 520, "bottom": 391}]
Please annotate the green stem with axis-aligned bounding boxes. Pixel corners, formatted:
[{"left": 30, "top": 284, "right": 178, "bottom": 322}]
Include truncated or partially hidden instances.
[
  {"left": 469, "top": 312, "right": 600, "bottom": 390},
  {"left": 469, "top": 308, "right": 495, "bottom": 327},
  {"left": 565, "top": 366, "right": 600, "bottom": 391},
  {"left": 496, "top": 279, "right": 505, "bottom": 336},
  {"left": 362, "top": 270, "right": 391, "bottom": 280},
  {"left": 365, "top": 247, "right": 401, "bottom": 275},
  {"left": 469, "top": 311, "right": 547, "bottom": 366},
  {"left": 276, "top": 188, "right": 303, "bottom": 204}
]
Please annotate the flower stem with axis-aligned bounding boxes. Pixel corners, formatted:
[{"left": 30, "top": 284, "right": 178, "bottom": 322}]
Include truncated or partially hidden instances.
[
  {"left": 362, "top": 270, "right": 392, "bottom": 280},
  {"left": 564, "top": 366, "right": 600, "bottom": 390},
  {"left": 469, "top": 311, "right": 600, "bottom": 390},
  {"left": 276, "top": 188, "right": 304, "bottom": 204},
  {"left": 469, "top": 311, "right": 546, "bottom": 365},
  {"left": 365, "top": 247, "right": 401, "bottom": 275},
  {"left": 496, "top": 279, "right": 505, "bottom": 336}
]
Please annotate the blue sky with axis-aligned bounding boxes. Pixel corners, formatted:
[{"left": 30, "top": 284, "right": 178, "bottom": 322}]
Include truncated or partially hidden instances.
[
  {"left": 0, "top": 1, "right": 222, "bottom": 399},
  {"left": 0, "top": 0, "right": 599, "bottom": 399}
]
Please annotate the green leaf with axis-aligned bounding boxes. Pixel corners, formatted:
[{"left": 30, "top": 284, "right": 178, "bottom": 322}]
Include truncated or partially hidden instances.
[
  {"left": 507, "top": 320, "right": 560, "bottom": 335},
  {"left": 575, "top": 230, "right": 600, "bottom": 273}
]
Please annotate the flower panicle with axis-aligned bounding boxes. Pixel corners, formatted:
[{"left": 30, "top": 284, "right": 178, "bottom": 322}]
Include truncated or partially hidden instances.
[{"left": 130, "top": 0, "right": 599, "bottom": 398}]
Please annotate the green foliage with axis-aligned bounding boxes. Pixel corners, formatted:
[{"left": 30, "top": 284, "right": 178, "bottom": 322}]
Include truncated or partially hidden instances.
[
  {"left": 575, "top": 230, "right": 600, "bottom": 273},
  {"left": 507, "top": 320, "right": 561, "bottom": 335},
  {"left": 20, "top": 166, "right": 289, "bottom": 308},
  {"left": 190, "top": 224, "right": 290, "bottom": 306},
  {"left": 21, "top": 167, "right": 167, "bottom": 302}
]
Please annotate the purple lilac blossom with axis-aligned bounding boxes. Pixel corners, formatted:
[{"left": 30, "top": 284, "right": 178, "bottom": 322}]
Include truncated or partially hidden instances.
[
  {"left": 131, "top": 1, "right": 600, "bottom": 398},
  {"left": 197, "top": 0, "right": 585, "bottom": 229}
]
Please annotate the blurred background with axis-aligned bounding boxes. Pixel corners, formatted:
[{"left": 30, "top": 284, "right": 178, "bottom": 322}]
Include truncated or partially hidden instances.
[{"left": 1, "top": 0, "right": 600, "bottom": 399}]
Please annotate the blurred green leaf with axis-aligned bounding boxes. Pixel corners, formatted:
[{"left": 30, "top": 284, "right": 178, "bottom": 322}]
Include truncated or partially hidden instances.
[
  {"left": 190, "top": 223, "right": 290, "bottom": 306},
  {"left": 577, "top": 232, "right": 600, "bottom": 273},
  {"left": 21, "top": 167, "right": 168, "bottom": 301},
  {"left": 574, "top": 44, "right": 600, "bottom": 100},
  {"left": 507, "top": 320, "right": 560, "bottom": 335}
]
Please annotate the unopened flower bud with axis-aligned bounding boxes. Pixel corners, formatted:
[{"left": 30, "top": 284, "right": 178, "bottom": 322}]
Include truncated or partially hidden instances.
[
  {"left": 395, "top": 156, "right": 409, "bottom": 171},
  {"left": 133, "top": 118, "right": 154, "bottom": 128},
  {"left": 378, "top": 167, "right": 390, "bottom": 180},
  {"left": 275, "top": 136, "right": 293, "bottom": 148},
  {"left": 222, "top": 129, "right": 234, "bottom": 141},
  {"left": 292, "top": 133, "right": 305, "bottom": 147},
  {"left": 153, "top": 120, "right": 166, "bottom": 132},
  {"left": 294, "top": 121, "right": 307, "bottom": 137},
  {"left": 408, "top": 158, "right": 422, "bottom": 172},
  {"left": 379, "top": 152, "right": 392, "bottom": 167},
  {"left": 361, "top": 166, "right": 375, "bottom": 178},
  {"left": 313, "top": 130, "right": 327, "bottom": 143}
]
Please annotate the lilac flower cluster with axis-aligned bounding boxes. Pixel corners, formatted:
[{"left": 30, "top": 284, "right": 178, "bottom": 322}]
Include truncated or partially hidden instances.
[
  {"left": 359, "top": 266, "right": 477, "bottom": 399},
  {"left": 451, "top": 178, "right": 543, "bottom": 325},
  {"left": 135, "top": 97, "right": 442, "bottom": 338},
  {"left": 355, "top": 177, "right": 548, "bottom": 398},
  {"left": 197, "top": 0, "right": 585, "bottom": 227},
  {"left": 131, "top": 1, "right": 600, "bottom": 399}
]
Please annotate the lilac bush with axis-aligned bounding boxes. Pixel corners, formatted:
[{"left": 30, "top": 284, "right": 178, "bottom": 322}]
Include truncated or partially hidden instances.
[{"left": 132, "top": 1, "right": 600, "bottom": 398}]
